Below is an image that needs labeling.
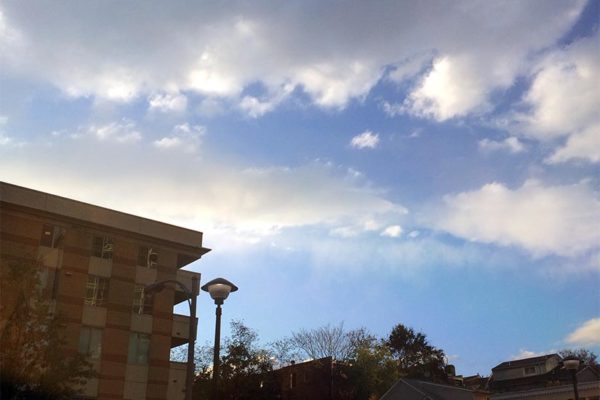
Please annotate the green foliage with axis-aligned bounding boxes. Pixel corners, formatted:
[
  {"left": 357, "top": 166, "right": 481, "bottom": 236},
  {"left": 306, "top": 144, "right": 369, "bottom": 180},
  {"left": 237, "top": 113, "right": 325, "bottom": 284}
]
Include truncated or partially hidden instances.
[
  {"left": 386, "top": 323, "right": 447, "bottom": 381},
  {"left": 193, "top": 320, "right": 279, "bottom": 400},
  {"left": 342, "top": 340, "right": 399, "bottom": 400},
  {"left": 0, "top": 257, "right": 94, "bottom": 399}
]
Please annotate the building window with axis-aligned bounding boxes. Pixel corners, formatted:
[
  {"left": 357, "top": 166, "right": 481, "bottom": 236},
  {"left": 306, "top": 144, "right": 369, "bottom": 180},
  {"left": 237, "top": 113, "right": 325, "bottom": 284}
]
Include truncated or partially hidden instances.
[
  {"left": 92, "top": 236, "right": 113, "bottom": 259},
  {"left": 85, "top": 275, "right": 109, "bottom": 307},
  {"left": 79, "top": 326, "right": 102, "bottom": 360},
  {"left": 290, "top": 372, "right": 297, "bottom": 389},
  {"left": 137, "top": 246, "right": 158, "bottom": 269},
  {"left": 40, "top": 224, "right": 65, "bottom": 248},
  {"left": 132, "top": 285, "right": 153, "bottom": 315},
  {"left": 128, "top": 332, "right": 150, "bottom": 364}
]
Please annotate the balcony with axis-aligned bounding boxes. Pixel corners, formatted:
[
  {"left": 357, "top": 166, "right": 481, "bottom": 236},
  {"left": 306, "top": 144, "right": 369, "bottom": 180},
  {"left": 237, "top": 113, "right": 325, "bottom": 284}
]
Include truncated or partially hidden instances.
[
  {"left": 167, "top": 361, "right": 187, "bottom": 400},
  {"left": 171, "top": 314, "right": 195, "bottom": 348},
  {"left": 174, "top": 269, "right": 200, "bottom": 305}
]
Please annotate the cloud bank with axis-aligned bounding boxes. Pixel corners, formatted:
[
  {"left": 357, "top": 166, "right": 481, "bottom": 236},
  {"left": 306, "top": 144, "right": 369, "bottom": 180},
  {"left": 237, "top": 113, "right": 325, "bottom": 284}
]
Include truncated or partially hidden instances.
[
  {"left": 566, "top": 318, "right": 600, "bottom": 346},
  {"left": 0, "top": 1, "right": 584, "bottom": 114},
  {"left": 428, "top": 180, "right": 600, "bottom": 259}
]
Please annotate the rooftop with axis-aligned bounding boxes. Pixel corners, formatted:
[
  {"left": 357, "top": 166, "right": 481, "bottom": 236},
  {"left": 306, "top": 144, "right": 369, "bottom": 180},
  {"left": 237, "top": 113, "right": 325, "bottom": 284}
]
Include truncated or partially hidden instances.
[
  {"left": 492, "top": 354, "right": 560, "bottom": 371},
  {"left": 0, "top": 181, "right": 210, "bottom": 254}
]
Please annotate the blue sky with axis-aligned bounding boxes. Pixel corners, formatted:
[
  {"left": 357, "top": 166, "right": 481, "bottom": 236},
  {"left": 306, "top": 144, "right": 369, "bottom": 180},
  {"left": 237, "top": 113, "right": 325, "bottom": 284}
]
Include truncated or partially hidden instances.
[{"left": 1, "top": 0, "right": 599, "bottom": 376}]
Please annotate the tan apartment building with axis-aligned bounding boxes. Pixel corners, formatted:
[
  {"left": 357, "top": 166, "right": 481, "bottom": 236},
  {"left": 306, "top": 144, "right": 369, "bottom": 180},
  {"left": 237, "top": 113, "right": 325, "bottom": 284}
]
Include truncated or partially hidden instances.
[{"left": 0, "top": 182, "right": 210, "bottom": 400}]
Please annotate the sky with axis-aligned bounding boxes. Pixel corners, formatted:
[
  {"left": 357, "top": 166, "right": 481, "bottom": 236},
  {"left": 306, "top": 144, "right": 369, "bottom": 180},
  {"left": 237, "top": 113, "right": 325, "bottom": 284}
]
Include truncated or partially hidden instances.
[{"left": 1, "top": 0, "right": 599, "bottom": 376}]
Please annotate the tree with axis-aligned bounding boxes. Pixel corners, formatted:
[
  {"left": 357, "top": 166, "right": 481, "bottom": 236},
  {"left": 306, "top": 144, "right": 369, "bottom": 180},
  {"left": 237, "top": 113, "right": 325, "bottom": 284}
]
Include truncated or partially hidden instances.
[
  {"left": 287, "top": 323, "right": 396, "bottom": 400},
  {"left": 0, "top": 257, "right": 94, "bottom": 399},
  {"left": 193, "top": 320, "right": 279, "bottom": 400},
  {"left": 558, "top": 348, "right": 598, "bottom": 366},
  {"left": 386, "top": 323, "right": 447, "bottom": 381},
  {"left": 268, "top": 337, "right": 302, "bottom": 368},
  {"left": 290, "top": 322, "right": 369, "bottom": 361},
  {"left": 342, "top": 337, "right": 399, "bottom": 400}
]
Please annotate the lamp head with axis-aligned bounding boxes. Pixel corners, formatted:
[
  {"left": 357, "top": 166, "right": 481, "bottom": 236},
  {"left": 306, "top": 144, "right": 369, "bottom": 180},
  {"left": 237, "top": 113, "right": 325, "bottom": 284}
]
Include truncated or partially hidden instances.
[
  {"left": 201, "top": 277, "right": 238, "bottom": 305},
  {"left": 563, "top": 356, "right": 580, "bottom": 371}
]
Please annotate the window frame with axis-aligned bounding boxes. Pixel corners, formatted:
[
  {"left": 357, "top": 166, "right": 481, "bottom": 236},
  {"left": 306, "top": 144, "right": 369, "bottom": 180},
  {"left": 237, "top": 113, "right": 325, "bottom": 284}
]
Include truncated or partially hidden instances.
[
  {"left": 128, "top": 332, "right": 151, "bottom": 365},
  {"left": 132, "top": 284, "right": 153, "bottom": 315},
  {"left": 84, "top": 275, "right": 109, "bottom": 307},
  {"left": 92, "top": 235, "right": 114, "bottom": 259},
  {"left": 137, "top": 246, "right": 158, "bottom": 269},
  {"left": 78, "top": 326, "right": 103, "bottom": 360}
]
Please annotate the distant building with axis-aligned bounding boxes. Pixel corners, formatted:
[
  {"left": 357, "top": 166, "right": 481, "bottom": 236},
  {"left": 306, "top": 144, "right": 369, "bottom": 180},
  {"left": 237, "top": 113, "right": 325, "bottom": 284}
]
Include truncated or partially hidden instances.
[
  {"left": 380, "top": 378, "right": 490, "bottom": 400},
  {"left": 269, "top": 357, "right": 360, "bottom": 400},
  {"left": 272, "top": 357, "right": 334, "bottom": 400},
  {"left": 0, "top": 182, "right": 210, "bottom": 400},
  {"left": 489, "top": 353, "right": 600, "bottom": 399}
]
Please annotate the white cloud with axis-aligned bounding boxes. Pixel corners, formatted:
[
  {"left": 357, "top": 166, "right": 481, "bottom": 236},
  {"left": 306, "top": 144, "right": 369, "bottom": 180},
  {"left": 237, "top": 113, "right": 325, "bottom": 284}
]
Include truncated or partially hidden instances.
[
  {"left": 0, "top": 139, "right": 406, "bottom": 240},
  {"left": 239, "top": 96, "right": 277, "bottom": 118},
  {"left": 546, "top": 123, "right": 600, "bottom": 164},
  {"left": 511, "top": 349, "right": 554, "bottom": 360},
  {"left": 515, "top": 34, "right": 599, "bottom": 141},
  {"left": 388, "top": 53, "right": 431, "bottom": 84},
  {"left": 239, "top": 84, "right": 293, "bottom": 118},
  {"left": 329, "top": 226, "right": 360, "bottom": 238},
  {"left": 351, "top": 131, "right": 379, "bottom": 149},
  {"left": 148, "top": 93, "right": 188, "bottom": 113},
  {"left": 381, "top": 225, "right": 403, "bottom": 238},
  {"left": 497, "top": 34, "right": 600, "bottom": 164},
  {"left": 566, "top": 318, "right": 600, "bottom": 346},
  {"left": 381, "top": 101, "right": 403, "bottom": 117},
  {"left": 405, "top": 56, "right": 493, "bottom": 121},
  {"left": 197, "top": 98, "right": 226, "bottom": 118},
  {"left": 292, "top": 61, "right": 382, "bottom": 108},
  {"left": 153, "top": 123, "right": 205, "bottom": 153},
  {"left": 0, "top": 1, "right": 584, "bottom": 112},
  {"left": 479, "top": 137, "right": 525, "bottom": 154},
  {"left": 0, "top": 134, "right": 13, "bottom": 146},
  {"left": 429, "top": 180, "right": 600, "bottom": 258},
  {"left": 88, "top": 119, "right": 141, "bottom": 143}
]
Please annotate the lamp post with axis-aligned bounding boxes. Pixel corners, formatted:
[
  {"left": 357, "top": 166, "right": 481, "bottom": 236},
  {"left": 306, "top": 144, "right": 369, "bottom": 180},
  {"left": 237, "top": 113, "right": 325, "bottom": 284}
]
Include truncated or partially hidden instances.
[
  {"left": 201, "top": 278, "right": 238, "bottom": 400},
  {"left": 563, "top": 356, "right": 580, "bottom": 400},
  {"left": 145, "top": 277, "right": 199, "bottom": 400}
]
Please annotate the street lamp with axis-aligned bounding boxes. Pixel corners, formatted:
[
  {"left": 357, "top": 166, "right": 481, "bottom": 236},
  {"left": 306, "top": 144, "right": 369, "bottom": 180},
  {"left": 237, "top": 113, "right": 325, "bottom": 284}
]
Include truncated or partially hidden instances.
[
  {"left": 201, "top": 278, "right": 238, "bottom": 400},
  {"left": 145, "top": 277, "right": 199, "bottom": 400},
  {"left": 563, "top": 356, "right": 580, "bottom": 400}
]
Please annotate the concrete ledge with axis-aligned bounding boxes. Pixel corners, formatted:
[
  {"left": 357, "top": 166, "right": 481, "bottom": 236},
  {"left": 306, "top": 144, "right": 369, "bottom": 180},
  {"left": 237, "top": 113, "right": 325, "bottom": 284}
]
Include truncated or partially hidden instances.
[{"left": 1, "top": 182, "right": 209, "bottom": 253}]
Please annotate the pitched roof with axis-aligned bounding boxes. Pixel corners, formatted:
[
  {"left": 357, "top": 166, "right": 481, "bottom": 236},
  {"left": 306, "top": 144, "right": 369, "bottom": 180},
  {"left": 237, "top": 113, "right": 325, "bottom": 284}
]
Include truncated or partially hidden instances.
[
  {"left": 380, "top": 379, "right": 477, "bottom": 400},
  {"left": 492, "top": 354, "right": 560, "bottom": 371}
]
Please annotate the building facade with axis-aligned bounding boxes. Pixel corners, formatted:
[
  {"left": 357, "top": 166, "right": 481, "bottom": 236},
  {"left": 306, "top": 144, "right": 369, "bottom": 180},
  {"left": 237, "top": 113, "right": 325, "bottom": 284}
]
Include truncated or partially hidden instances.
[
  {"left": 489, "top": 354, "right": 600, "bottom": 400},
  {"left": 0, "top": 182, "right": 210, "bottom": 400}
]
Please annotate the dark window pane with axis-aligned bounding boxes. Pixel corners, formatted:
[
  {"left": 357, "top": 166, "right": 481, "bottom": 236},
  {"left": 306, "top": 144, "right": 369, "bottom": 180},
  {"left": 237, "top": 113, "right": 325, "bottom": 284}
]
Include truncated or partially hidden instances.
[
  {"left": 93, "top": 236, "right": 113, "bottom": 259},
  {"left": 92, "top": 236, "right": 103, "bottom": 257}
]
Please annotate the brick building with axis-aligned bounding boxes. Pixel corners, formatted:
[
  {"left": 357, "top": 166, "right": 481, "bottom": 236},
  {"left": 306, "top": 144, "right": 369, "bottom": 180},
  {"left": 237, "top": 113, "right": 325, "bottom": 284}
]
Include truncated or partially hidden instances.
[{"left": 0, "top": 182, "right": 210, "bottom": 400}]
